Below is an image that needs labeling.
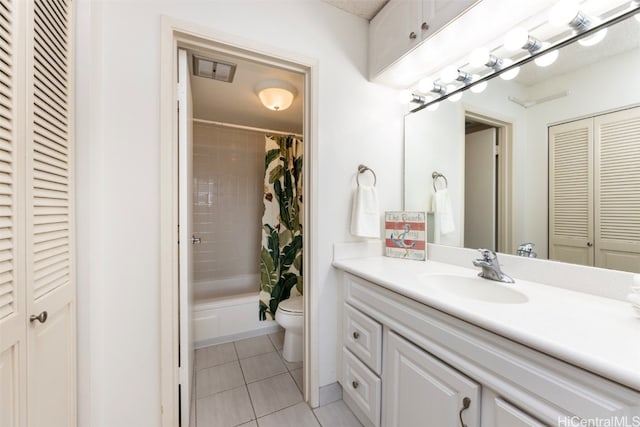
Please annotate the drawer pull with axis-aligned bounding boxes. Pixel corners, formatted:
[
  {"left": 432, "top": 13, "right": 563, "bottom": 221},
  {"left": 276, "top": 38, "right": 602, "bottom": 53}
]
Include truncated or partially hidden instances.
[
  {"left": 352, "top": 380, "right": 359, "bottom": 389},
  {"left": 458, "top": 397, "right": 471, "bottom": 427},
  {"left": 409, "top": 31, "right": 417, "bottom": 40},
  {"left": 352, "top": 331, "right": 360, "bottom": 339},
  {"left": 421, "top": 22, "right": 429, "bottom": 31}
]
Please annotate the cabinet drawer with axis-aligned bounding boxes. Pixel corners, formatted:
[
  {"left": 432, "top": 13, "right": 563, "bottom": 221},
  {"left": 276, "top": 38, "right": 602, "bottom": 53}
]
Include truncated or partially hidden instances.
[
  {"left": 344, "top": 303, "right": 382, "bottom": 375},
  {"left": 342, "top": 348, "right": 381, "bottom": 427}
]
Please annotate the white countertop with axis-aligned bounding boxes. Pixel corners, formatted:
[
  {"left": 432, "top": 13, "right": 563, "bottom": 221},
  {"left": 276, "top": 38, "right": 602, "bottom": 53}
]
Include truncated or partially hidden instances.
[{"left": 333, "top": 256, "right": 640, "bottom": 391}]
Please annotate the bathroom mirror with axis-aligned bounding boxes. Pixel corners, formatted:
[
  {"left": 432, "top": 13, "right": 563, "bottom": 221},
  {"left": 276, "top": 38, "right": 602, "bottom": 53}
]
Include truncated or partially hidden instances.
[{"left": 404, "top": 11, "right": 640, "bottom": 272}]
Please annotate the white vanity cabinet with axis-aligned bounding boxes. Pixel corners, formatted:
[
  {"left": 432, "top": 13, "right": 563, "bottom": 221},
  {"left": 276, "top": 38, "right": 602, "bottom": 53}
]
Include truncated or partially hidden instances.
[
  {"left": 384, "top": 330, "right": 481, "bottom": 426},
  {"left": 368, "top": 0, "right": 479, "bottom": 78},
  {"left": 338, "top": 271, "right": 640, "bottom": 427}
]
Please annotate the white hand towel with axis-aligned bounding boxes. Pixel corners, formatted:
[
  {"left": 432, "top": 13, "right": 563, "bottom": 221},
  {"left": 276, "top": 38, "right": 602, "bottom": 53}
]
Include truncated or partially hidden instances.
[
  {"left": 350, "top": 185, "right": 380, "bottom": 238},
  {"left": 432, "top": 189, "right": 455, "bottom": 235}
]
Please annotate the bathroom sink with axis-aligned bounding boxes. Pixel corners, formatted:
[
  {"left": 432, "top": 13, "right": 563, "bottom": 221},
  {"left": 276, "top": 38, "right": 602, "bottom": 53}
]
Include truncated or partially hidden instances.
[{"left": 419, "top": 274, "right": 529, "bottom": 304}]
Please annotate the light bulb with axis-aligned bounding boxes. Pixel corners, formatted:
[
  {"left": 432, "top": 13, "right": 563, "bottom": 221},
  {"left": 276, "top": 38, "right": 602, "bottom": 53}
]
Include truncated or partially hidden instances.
[
  {"left": 534, "top": 43, "right": 559, "bottom": 67},
  {"left": 447, "top": 85, "right": 462, "bottom": 102},
  {"left": 469, "top": 48, "right": 490, "bottom": 68},
  {"left": 470, "top": 75, "right": 488, "bottom": 93},
  {"left": 504, "top": 27, "right": 529, "bottom": 51},
  {"left": 427, "top": 102, "right": 440, "bottom": 111},
  {"left": 418, "top": 77, "right": 434, "bottom": 93},
  {"left": 398, "top": 90, "right": 413, "bottom": 104},
  {"left": 499, "top": 59, "right": 520, "bottom": 80},
  {"left": 440, "top": 65, "right": 459, "bottom": 83},
  {"left": 578, "top": 27, "right": 607, "bottom": 46},
  {"left": 549, "top": 0, "right": 580, "bottom": 26}
]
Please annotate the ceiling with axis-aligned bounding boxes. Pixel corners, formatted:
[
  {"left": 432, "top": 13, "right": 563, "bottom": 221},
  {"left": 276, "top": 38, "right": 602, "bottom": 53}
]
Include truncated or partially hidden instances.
[
  {"left": 321, "top": 0, "right": 389, "bottom": 20},
  {"left": 188, "top": 1, "right": 391, "bottom": 133},
  {"left": 189, "top": 50, "right": 304, "bottom": 134}
]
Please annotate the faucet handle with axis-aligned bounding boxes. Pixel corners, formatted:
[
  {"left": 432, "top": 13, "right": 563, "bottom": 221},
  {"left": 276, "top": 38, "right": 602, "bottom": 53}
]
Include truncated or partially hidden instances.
[
  {"left": 477, "top": 248, "right": 496, "bottom": 260},
  {"left": 518, "top": 242, "right": 535, "bottom": 251}
]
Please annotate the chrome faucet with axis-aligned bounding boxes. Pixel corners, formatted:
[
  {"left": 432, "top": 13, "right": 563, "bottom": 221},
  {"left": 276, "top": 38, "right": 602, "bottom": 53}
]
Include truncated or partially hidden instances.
[
  {"left": 516, "top": 242, "right": 537, "bottom": 258},
  {"left": 472, "top": 248, "right": 514, "bottom": 283}
]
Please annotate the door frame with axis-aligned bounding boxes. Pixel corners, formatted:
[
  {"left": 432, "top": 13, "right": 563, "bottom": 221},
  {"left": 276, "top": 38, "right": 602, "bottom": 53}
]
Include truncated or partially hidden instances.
[
  {"left": 159, "top": 16, "right": 319, "bottom": 426},
  {"left": 464, "top": 110, "right": 514, "bottom": 254}
]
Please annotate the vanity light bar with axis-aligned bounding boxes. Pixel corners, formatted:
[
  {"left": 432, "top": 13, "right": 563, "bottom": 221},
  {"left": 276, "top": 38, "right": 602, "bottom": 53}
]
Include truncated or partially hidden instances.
[{"left": 406, "top": 1, "right": 640, "bottom": 113}]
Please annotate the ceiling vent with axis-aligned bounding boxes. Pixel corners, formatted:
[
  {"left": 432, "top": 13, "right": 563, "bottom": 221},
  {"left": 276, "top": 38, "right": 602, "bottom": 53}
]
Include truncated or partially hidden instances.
[{"left": 192, "top": 55, "right": 237, "bottom": 83}]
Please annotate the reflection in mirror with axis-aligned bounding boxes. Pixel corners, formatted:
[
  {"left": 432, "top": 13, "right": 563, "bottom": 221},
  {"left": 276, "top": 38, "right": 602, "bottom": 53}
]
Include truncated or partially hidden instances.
[{"left": 404, "top": 13, "right": 640, "bottom": 273}]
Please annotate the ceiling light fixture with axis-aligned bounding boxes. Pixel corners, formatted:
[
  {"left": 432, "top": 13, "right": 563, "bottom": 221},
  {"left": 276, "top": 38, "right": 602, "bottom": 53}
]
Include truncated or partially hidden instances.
[
  {"left": 548, "top": 0, "right": 607, "bottom": 46},
  {"left": 533, "top": 42, "right": 560, "bottom": 67},
  {"left": 418, "top": 77, "right": 448, "bottom": 95},
  {"left": 255, "top": 80, "right": 298, "bottom": 111},
  {"left": 440, "top": 66, "right": 473, "bottom": 84},
  {"left": 399, "top": 90, "right": 428, "bottom": 105},
  {"left": 469, "top": 48, "right": 520, "bottom": 80},
  {"left": 469, "top": 75, "right": 488, "bottom": 94},
  {"left": 504, "top": 27, "right": 542, "bottom": 53},
  {"left": 499, "top": 58, "right": 520, "bottom": 80}
]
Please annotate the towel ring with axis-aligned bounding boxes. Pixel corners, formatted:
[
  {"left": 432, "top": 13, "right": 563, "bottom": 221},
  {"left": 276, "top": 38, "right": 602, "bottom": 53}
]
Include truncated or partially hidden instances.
[
  {"left": 432, "top": 171, "right": 448, "bottom": 192},
  {"left": 357, "top": 164, "right": 377, "bottom": 186}
]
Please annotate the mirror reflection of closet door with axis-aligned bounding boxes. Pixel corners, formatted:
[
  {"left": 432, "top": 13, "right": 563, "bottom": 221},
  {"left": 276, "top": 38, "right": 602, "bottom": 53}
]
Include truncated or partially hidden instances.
[
  {"left": 549, "top": 106, "right": 640, "bottom": 273},
  {"left": 549, "top": 118, "right": 594, "bottom": 266},
  {"left": 594, "top": 106, "right": 640, "bottom": 273},
  {"left": 465, "top": 128, "right": 497, "bottom": 251}
]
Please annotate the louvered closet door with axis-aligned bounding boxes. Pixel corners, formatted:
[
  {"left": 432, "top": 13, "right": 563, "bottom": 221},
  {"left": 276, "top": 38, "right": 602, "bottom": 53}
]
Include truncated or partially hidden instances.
[
  {"left": 549, "top": 118, "right": 594, "bottom": 266},
  {"left": 594, "top": 106, "right": 640, "bottom": 273},
  {"left": 0, "top": 1, "right": 26, "bottom": 426},
  {"left": 25, "top": 0, "right": 75, "bottom": 425}
]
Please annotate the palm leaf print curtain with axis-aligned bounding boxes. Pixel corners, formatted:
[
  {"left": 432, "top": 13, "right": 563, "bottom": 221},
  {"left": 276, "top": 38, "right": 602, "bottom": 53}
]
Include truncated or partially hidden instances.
[{"left": 259, "top": 135, "right": 303, "bottom": 320}]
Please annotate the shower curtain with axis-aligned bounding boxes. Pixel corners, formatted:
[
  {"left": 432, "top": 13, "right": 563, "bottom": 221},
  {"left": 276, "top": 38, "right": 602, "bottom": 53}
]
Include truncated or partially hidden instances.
[{"left": 259, "top": 134, "right": 303, "bottom": 320}]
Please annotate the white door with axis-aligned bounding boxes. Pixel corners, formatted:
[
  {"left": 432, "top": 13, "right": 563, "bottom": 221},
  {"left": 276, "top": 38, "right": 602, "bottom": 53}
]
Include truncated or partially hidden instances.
[
  {"left": 594, "top": 106, "right": 640, "bottom": 273},
  {"left": 177, "top": 48, "right": 194, "bottom": 427},
  {"left": 26, "top": 0, "right": 76, "bottom": 425},
  {"left": 465, "top": 128, "right": 497, "bottom": 250},
  {"left": 383, "top": 330, "right": 481, "bottom": 427},
  {"left": 0, "top": 1, "right": 25, "bottom": 425},
  {"left": 549, "top": 118, "right": 594, "bottom": 266}
]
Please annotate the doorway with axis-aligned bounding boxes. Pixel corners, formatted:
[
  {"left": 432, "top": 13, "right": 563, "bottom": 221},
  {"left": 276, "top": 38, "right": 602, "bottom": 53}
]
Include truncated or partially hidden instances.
[
  {"left": 464, "top": 112, "right": 513, "bottom": 254},
  {"left": 159, "top": 18, "right": 316, "bottom": 427}
]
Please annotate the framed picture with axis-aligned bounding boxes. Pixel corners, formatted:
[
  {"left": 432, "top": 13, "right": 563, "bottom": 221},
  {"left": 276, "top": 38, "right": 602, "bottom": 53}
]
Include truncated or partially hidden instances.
[{"left": 384, "top": 211, "right": 426, "bottom": 260}]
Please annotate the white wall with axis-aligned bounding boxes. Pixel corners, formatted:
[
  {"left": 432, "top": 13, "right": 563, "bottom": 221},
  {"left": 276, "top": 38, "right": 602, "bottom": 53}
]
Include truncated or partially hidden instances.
[
  {"left": 404, "top": 101, "right": 465, "bottom": 247},
  {"left": 75, "top": 0, "right": 404, "bottom": 425}
]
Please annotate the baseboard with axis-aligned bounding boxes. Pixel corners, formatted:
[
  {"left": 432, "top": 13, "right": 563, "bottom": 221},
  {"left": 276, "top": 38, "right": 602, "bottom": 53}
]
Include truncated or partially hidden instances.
[{"left": 319, "top": 381, "right": 342, "bottom": 407}]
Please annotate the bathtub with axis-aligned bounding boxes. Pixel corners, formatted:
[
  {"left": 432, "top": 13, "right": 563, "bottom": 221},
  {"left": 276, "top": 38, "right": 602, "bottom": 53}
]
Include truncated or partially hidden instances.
[{"left": 193, "top": 275, "right": 280, "bottom": 348}]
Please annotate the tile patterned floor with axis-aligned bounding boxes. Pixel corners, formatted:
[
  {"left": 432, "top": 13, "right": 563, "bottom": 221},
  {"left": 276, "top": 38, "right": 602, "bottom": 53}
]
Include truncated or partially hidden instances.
[{"left": 194, "top": 332, "right": 362, "bottom": 427}]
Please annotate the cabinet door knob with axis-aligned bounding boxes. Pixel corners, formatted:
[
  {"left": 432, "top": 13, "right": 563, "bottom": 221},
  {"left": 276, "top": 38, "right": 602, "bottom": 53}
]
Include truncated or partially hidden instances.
[
  {"left": 352, "top": 331, "right": 360, "bottom": 339},
  {"left": 458, "top": 397, "right": 471, "bottom": 427},
  {"left": 352, "top": 380, "right": 359, "bottom": 389},
  {"left": 409, "top": 31, "right": 417, "bottom": 40},
  {"left": 30, "top": 311, "right": 48, "bottom": 324},
  {"left": 587, "top": 241, "right": 593, "bottom": 247},
  {"left": 421, "top": 22, "right": 429, "bottom": 31}
]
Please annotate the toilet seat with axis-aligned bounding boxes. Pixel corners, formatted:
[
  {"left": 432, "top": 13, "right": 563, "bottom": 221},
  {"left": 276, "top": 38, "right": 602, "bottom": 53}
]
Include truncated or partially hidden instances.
[{"left": 277, "top": 296, "right": 303, "bottom": 315}]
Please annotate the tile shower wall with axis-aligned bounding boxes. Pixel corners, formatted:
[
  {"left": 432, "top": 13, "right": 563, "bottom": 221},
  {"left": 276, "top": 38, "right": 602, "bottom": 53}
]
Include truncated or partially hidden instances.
[{"left": 193, "top": 122, "right": 265, "bottom": 288}]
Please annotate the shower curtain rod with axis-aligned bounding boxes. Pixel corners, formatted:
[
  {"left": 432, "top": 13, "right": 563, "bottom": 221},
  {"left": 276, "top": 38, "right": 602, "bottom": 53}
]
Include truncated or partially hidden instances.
[{"left": 192, "top": 118, "right": 303, "bottom": 138}]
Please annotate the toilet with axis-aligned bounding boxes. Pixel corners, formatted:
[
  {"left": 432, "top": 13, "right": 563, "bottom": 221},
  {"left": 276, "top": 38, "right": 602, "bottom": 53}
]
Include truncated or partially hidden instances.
[{"left": 275, "top": 296, "right": 304, "bottom": 362}]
